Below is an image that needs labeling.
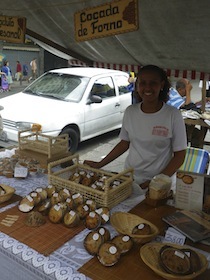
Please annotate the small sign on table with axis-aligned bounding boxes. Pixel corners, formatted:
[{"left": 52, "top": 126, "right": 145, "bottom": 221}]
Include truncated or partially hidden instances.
[{"left": 14, "top": 166, "right": 28, "bottom": 178}]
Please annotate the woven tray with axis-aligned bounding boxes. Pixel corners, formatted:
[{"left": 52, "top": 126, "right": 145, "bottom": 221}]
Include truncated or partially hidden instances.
[
  {"left": 0, "top": 193, "right": 21, "bottom": 208},
  {"left": 0, "top": 184, "right": 15, "bottom": 204},
  {"left": 110, "top": 212, "right": 159, "bottom": 243},
  {"left": 140, "top": 242, "right": 208, "bottom": 280},
  {"left": 48, "top": 154, "right": 133, "bottom": 209},
  {"left": 0, "top": 205, "right": 85, "bottom": 256}
]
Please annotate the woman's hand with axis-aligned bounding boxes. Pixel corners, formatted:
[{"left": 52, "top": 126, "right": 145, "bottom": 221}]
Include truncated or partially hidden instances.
[
  {"left": 140, "top": 180, "right": 150, "bottom": 189},
  {"left": 83, "top": 160, "right": 102, "bottom": 169}
]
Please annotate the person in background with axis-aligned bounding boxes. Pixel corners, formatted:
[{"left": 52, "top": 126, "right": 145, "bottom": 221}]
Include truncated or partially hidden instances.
[
  {"left": 1, "top": 61, "right": 13, "bottom": 91},
  {"left": 15, "top": 61, "right": 22, "bottom": 81},
  {"left": 127, "top": 72, "right": 138, "bottom": 104},
  {"left": 22, "top": 63, "right": 29, "bottom": 81},
  {"left": 0, "top": 71, "right": 6, "bottom": 91},
  {"left": 84, "top": 65, "right": 187, "bottom": 193},
  {"left": 167, "top": 79, "right": 207, "bottom": 148},
  {"left": 29, "top": 58, "right": 37, "bottom": 81},
  {"left": 167, "top": 79, "right": 193, "bottom": 109}
]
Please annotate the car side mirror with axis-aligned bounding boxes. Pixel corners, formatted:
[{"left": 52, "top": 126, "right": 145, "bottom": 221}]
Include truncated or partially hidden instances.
[{"left": 87, "top": 94, "right": 102, "bottom": 104}]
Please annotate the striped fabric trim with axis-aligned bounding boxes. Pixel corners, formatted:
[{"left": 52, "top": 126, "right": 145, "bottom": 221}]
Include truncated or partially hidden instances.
[
  {"left": 179, "top": 148, "right": 209, "bottom": 174},
  {"left": 68, "top": 60, "right": 210, "bottom": 80}
]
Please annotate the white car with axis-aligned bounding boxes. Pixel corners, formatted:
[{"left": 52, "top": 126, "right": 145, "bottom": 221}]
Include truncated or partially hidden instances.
[{"left": 0, "top": 67, "right": 132, "bottom": 152}]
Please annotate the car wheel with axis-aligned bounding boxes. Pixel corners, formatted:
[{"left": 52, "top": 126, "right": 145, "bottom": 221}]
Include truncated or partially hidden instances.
[{"left": 60, "top": 128, "right": 79, "bottom": 153}]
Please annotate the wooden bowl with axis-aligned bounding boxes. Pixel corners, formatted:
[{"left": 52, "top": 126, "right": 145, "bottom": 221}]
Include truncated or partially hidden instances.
[
  {"left": 0, "top": 184, "right": 15, "bottom": 204},
  {"left": 140, "top": 242, "right": 208, "bottom": 280},
  {"left": 110, "top": 212, "right": 159, "bottom": 244}
]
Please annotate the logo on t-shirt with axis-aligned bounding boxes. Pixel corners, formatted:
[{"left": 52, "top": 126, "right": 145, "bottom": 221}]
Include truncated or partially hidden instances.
[{"left": 152, "top": 126, "right": 168, "bottom": 137}]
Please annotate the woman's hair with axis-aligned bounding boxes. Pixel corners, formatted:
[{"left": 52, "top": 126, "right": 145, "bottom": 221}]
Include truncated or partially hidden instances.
[{"left": 137, "top": 65, "right": 171, "bottom": 102}]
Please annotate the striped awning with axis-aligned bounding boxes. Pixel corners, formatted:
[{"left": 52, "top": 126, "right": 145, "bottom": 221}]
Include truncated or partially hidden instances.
[{"left": 70, "top": 59, "right": 210, "bottom": 81}]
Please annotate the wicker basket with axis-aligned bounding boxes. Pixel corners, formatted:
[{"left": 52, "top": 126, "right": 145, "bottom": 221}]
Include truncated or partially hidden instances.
[
  {"left": 0, "top": 184, "right": 15, "bottom": 204},
  {"left": 140, "top": 242, "right": 208, "bottom": 280},
  {"left": 48, "top": 154, "right": 133, "bottom": 209},
  {"left": 18, "top": 129, "right": 69, "bottom": 157},
  {"left": 17, "top": 130, "right": 70, "bottom": 167},
  {"left": 110, "top": 212, "right": 159, "bottom": 243}
]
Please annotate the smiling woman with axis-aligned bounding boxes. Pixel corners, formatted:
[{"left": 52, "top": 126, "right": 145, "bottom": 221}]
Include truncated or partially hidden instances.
[{"left": 84, "top": 65, "right": 187, "bottom": 194}]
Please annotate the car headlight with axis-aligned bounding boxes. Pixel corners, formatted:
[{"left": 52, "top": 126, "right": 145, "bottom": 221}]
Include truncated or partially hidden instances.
[{"left": 16, "top": 122, "right": 42, "bottom": 131}]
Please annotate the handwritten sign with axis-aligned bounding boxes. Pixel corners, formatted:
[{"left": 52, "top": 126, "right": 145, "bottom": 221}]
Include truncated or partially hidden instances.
[
  {"left": 74, "top": 0, "right": 138, "bottom": 42},
  {"left": 164, "top": 227, "right": 186, "bottom": 246},
  {"left": 0, "top": 15, "right": 26, "bottom": 44},
  {"left": 14, "top": 166, "right": 28, "bottom": 178}
]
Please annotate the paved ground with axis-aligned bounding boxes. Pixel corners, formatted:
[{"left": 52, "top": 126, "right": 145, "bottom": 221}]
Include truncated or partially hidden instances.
[{"left": 0, "top": 79, "right": 28, "bottom": 98}]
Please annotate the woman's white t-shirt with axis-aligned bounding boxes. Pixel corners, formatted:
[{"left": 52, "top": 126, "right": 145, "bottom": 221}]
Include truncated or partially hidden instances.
[{"left": 119, "top": 102, "right": 187, "bottom": 185}]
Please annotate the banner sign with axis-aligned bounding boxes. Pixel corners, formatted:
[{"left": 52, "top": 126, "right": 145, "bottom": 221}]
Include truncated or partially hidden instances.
[
  {"left": 74, "top": 0, "right": 138, "bottom": 42},
  {"left": 0, "top": 15, "right": 26, "bottom": 44}
]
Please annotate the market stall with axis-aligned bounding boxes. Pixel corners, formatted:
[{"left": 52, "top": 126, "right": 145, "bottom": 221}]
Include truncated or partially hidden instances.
[{"left": 0, "top": 145, "right": 210, "bottom": 280}]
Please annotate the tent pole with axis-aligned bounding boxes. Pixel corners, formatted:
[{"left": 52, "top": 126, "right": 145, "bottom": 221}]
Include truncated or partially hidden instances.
[{"left": 201, "top": 80, "right": 206, "bottom": 113}]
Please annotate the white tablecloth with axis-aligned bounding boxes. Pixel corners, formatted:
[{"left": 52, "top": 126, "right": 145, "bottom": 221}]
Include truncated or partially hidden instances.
[{"left": 0, "top": 170, "right": 144, "bottom": 280}]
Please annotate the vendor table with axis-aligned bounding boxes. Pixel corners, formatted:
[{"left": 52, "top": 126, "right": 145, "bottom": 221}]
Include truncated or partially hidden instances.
[
  {"left": 184, "top": 118, "right": 210, "bottom": 148},
  {"left": 0, "top": 171, "right": 210, "bottom": 280}
]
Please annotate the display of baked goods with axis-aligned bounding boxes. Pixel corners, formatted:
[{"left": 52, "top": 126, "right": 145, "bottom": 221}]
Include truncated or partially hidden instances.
[
  {"left": 180, "top": 248, "right": 201, "bottom": 273},
  {"left": 0, "top": 154, "right": 41, "bottom": 178},
  {"left": 140, "top": 243, "right": 208, "bottom": 279},
  {"left": 59, "top": 188, "right": 71, "bottom": 200},
  {"left": 132, "top": 223, "right": 152, "bottom": 235},
  {"left": 35, "top": 187, "right": 48, "bottom": 201},
  {"left": 46, "top": 184, "right": 56, "bottom": 197},
  {"left": 65, "top": 197, "right": 75, "bottom": 210},
  {"left": 149, "top": 174, "right": 172, "bottom": 200},
  {"left": 159, "top": 245, "right": 191, "bottom": 275},
  {"left": 85, "top": 199, "right": 97, "bottom": 211},
  {"left": 18, "top": 185, "right": 111, "bottom": 230},
  {"left": 50, "top": 192, "right": 62, "bottom": 205},
  {"left": 25, "top": 211, "right": 46, "bottom": 227},
  {"left": 96, "top": 226, "right": 111, "bottom": 242},
  {"left": 38, "top": 199, "right": 51, "bottom": 215},
  {"left": 68, "top": 167, "right": 125, "bottom": 192},
  {"left": 63, "top": 210, "right": 80, "bottom": 227},
  {"left": 95, "top": 207, "right": 110, "bottom": 224},
  {"left": 111, "top": 234, "right": 133, "bottom": 254},
  {"left": 84, "top": 231, "right": 104, "bottom": 255},
  {"left": 72, "top": 192, "right": 84, "bottom": 206},
  {"left": 97, "top": 242, "right": 121, "bottom": 266},
  {"left": 76, "top": 204, "right": 90, "bottom": 219},
  {"left": 84, "top": 211, "right": 101, "bottom": 230},
  {"left": 48, "top": 204, "right": 65, "bottom": 223},
  {"left": 18, "top": 195, "right": 35, "bottom": 212},
  {"left": 110, "top": 212, "right": 159, "bottom": 244},
  {"left": 29, "top": 191, "right": 41, "bottom": 205}
]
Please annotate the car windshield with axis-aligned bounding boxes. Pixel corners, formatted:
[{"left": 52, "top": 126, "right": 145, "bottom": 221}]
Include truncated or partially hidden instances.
[{"left": 23, "top": 72, "right": 90, "bottom": 102}]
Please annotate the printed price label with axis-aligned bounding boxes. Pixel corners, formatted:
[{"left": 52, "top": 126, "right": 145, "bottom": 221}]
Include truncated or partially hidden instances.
[{"left": 164, "top": 227, "right": 186, "bottom": 245}]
